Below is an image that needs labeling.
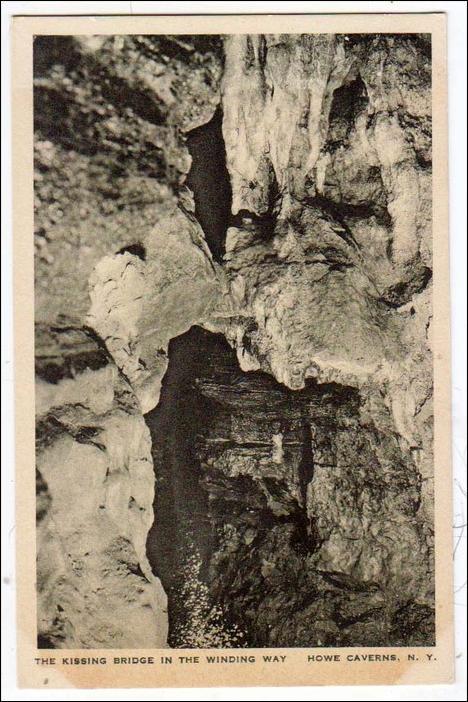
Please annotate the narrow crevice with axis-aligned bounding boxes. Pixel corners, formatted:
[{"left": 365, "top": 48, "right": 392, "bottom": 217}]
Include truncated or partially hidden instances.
[
  {"left": 144, "top": 327, "right": 218, "bottom": 647},
  {"left": 35, "top": 323, "right": 111, "bottom": 385},
  {"left": 330, "top": 75, "right": 368, "bottom": 123},
  {"left": 298, "top": 420, "right": 314, "bottom": 507},
  {"left": 185, "top": 107, "right": 232, "bottom": 262},
  {"left": 116, "top": 242, "right": 146, "bottom": 260},
  {"left": 303, "top": 194, "right": 391, "bottom": 233}
]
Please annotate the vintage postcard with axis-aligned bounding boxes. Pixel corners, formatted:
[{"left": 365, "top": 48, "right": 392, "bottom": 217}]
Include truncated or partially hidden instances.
[{"left": 12, "top": 12, "right": 452, "bottom": 688}]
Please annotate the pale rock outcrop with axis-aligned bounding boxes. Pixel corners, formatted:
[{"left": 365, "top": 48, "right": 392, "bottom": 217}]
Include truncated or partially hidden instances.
[
  {"left": 36, "top": 325, "right": 167, "bottom": 648},
  {"left": 220, "top": 32, "right": 433, "bottom": 486},
  {"left": 222, "top": 34, "right": 353, "bottom": 214},
  {"left": 86, "top": 205, "right": 227, "bottom": 413}
]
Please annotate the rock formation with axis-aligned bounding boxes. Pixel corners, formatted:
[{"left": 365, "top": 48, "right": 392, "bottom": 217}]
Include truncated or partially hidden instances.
[
  {"left": 34, "top": 34, "right": 223, "bottom": 649},
  {"left": 34, "top": 33, "right": 434, "bottom": 648}
]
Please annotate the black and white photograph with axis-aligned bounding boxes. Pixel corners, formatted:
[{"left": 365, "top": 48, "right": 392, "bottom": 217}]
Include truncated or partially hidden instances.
[
  {"left": 4, "top": 5, "right": 465, "bottom": 693},
  {"left": 33, "top": 29, "right": 437, "bottom": 651}
]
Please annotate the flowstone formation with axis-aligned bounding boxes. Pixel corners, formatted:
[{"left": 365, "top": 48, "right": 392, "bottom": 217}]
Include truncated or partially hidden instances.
[{"left": 35, "top": 33, "right": 434, "bottom": 648}]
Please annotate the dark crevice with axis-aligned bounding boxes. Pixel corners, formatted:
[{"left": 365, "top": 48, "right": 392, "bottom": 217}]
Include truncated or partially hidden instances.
[
  {"left": 144, "top": 328, "right": 218, "bottom": 647},
  {"left": 35, "top": 323, "right": 111, "bottom": 385},
  {"left": 226, "top": 168, "right": 281, "bottom": 249},
  {"left": 229, "top": 209, "right": 277, "bottom": 241},
  {"left": 329, "top": 75, "right": 369, "bottom": 124},
  {"left": 304, "top": 194, "right": 391, "bottom": 232},
  {"left": 244, "top": 35, "right": 257, "bottom": 71},
  {"left": 185, "top": 108, "right": 232, "bottom": 262},
  {"left": 378, "top": 266, "right": 433, "bottom": 309},
  {"left": 300, "top": 197, "right": 362, "bottom": 251},
  {"left": 334, "top": 606, "right": 385, "bottom": 630},
  {"left": 415, "top": 151, "right": 432, "bottom": 171},
  {"left": 326, "top": 75, "right": 369, "bottom": 155},
  {"left": 116, "top": 242, "right": 147, "bottom": 260},
  {"left": 298, "top": 420, "right": 314, "bottom": 507},
  {"left": 37, "top": 635, "right": 57, "bottom": 650},
  {"left": 229, "top": 165, "right": 281, "bottom": 241}
]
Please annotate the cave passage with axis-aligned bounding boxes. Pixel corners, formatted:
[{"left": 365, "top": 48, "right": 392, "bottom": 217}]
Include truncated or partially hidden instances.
[
  {"left": 144, "top": 326, "right": 367, "bottom": 648},
  {"left": 144, "top": 328, "right": 217, "bottom": 647},
  {"left": 144, "top": 326, "right": 434, "bottom": 648},
  {"left": 185, "top": 108, "right": 232, "bottom": 262}
]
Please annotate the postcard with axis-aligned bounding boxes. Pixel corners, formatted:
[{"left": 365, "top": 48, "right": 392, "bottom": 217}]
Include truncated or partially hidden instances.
[{"left": 11, "top": 12, "right": 452, "bottom": 688}]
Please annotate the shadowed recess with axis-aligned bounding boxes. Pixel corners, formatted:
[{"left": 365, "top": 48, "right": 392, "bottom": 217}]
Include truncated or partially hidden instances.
[
  {"left": 144, "top": 326, "right": 387, "bottom": 649},
  {"left": 185, "top": 108, "right": 232, "bottom": 262}
]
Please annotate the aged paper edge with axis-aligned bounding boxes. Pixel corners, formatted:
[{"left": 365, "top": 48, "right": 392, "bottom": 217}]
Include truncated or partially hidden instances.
[{"left": 12, "top": 12, "right": 453, "bottom": 689}]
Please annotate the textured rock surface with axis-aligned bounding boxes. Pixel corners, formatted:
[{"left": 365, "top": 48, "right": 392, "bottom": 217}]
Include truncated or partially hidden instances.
[
  {"left": 35, "top": 324, "right": 167, "bottom": 648},
  {"left": 34, "top": 34, "right": 223, "bottom": 325},
  {"left": 217, "top": 33, "right": 434, "bottom": 600},
  {"left": 146, "top": 328, "right": 433, "bottom": 648},
  {"left": 35, "top": 33, "right": 434, "bottom": 648},
  {"left": 34, "top": 36, "right": 223, "bottom": 648},
  {"left": 85, "top": 206, "right": 224, "bottom": 412}
]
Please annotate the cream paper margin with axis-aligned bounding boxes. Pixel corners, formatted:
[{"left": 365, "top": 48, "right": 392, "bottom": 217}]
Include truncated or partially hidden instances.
[{"left": 12, "top": 12, "right": 452, "bottom": 689}]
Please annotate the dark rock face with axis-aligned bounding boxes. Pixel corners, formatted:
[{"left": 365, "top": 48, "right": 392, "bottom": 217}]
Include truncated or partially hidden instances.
[
  {"left": 146, "top": 327, "right": 433, "bottom": 648},
  {"left": 185, "top": 108, "right": 233, "bottom": 262}
]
